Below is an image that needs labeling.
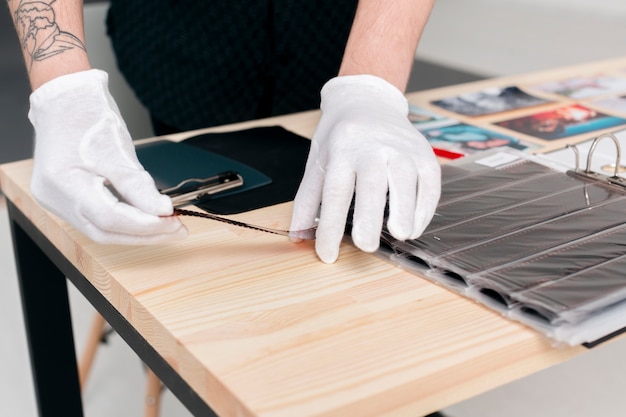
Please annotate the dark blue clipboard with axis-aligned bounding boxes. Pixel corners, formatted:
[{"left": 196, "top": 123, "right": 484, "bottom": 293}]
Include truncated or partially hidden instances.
[
  {"left": 136, "top": 139, "right": 272, "bottom": 201},
  {"left": 136, "top": 126, "right": 311, "bottom": 215}
]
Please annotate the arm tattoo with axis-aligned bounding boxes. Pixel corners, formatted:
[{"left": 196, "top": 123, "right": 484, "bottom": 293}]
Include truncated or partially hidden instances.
[{"left": 13, "top": 0, "right": 86, "bottom": 69}]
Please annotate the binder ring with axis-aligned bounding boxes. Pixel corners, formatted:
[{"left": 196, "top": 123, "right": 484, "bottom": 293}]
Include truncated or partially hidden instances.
[
  {"left": 586, "top": 132, "right": 622, "bottom": 178},
  {"left": 566, "top": 144, "right": 580, "bottom": 171}
]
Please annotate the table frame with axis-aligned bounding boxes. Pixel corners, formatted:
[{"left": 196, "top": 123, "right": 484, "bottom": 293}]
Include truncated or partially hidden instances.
[{"left": 8, "top": 200, "right": 218, "bottom": 417}]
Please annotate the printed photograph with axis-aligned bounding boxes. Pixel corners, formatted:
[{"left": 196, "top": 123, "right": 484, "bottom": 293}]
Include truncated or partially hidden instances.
[
  {"left": 421, "top": 121, "right": 538, "bottom": 155},
  {"left": 529, "top": 75, "right": 626, "bottom": 99},
  {"left": 495, "top": 104, "right": 626, "bottom": 140},
  {"left": 430, "top": 86, "right": 551, "bottom": 116}
]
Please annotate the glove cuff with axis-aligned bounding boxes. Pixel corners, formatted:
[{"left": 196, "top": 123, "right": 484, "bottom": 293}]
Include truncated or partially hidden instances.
[
  {"left": 320, "top": 74, "right": 409, "bottom": 115},
  {"left": 28, "top": 69, "right": 122, "bottom": 137},
  {"left": 29, "top": 69, "right": 109, "bottom": 108}
]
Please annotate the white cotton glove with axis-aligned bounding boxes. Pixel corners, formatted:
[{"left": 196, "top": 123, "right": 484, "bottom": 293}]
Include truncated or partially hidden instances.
[
  {"left": 28, "top": 69, "right": 188, "bottom": 244},
  {"left": 290, "top": 75, "right": 441, "bottom": 263}
]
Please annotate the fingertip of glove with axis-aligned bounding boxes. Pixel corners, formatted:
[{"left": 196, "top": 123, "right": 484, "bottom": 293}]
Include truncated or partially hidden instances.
[
  {"left": 315, "top": 241, "right": 339, "bottom": 264},
  {"left": 351, "top": 229, "right": 381, "bottom": 254},
  {"left": 355, "top": 240, "right": 380, "bottom": 254},
  {"left": 82, "top": 218, "right": 188, "bottom": 245},
  {"left": 411, "top": 210, "right": 437, "bottom": 239},
  {"left": 288, "top": 222, "right": 306, "bottom": 243},
  {"left": 386, "top": 220, "right": 413, "bottom": 242},
  {"left": 141, "top": 193, "right": 174, "bottom": 217}
]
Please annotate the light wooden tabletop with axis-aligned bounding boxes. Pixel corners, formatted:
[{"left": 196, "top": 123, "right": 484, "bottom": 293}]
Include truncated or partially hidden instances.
[{"left": 6, "top": 57, "right": 626, "bottom": 417}]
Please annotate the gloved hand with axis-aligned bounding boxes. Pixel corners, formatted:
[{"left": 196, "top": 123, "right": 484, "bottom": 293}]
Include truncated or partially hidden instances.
[
  {"left": 290, "top": 74, "right": 441, "bottom": 263},
  {"left": 28, "top": 69, "right": 188, "bottom": 244}
]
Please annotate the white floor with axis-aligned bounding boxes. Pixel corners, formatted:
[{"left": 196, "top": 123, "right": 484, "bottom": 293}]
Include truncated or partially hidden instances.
[{"left": 3, "top": 0, "right": 626, "bottom": 416}]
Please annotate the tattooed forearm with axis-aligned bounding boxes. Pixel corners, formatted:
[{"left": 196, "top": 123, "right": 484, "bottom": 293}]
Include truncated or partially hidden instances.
[{"left": 13, "top": 0, "right": 85, "bottom": 69}]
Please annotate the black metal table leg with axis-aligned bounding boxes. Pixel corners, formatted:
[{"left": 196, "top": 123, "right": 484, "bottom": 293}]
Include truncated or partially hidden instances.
[
  {"left": 6, "top": 200, "right": 217, "bottom": 417},
  {"left": 9, "top": 207, "right": 84, "bottom": 417}
]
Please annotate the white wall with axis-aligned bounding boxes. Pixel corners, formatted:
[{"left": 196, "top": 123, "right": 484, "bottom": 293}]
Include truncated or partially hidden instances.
[
  {"left": 490, "top": 0, "right": 626, "bottom": 14},
  {"left": 419, "top": 0, "right": 626, "bottom": 76}
]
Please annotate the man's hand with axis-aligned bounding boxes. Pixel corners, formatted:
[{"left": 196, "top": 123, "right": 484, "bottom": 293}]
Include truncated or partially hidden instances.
[
  {"left": 28, "top": 70, "right": 188, "bottom": 244},
  {"left": 290, "top": 75, "right": 441, "bottom": 263}
]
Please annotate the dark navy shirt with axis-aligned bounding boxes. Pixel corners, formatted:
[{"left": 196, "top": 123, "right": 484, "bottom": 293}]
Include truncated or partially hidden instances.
[{"left": 106, "top": 1, "right": 358, "bottom": 131}]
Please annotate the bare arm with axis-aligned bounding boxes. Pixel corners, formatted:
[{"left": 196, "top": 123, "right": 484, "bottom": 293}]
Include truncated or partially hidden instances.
[
  {"left": 339, "top": 0, "right": 435, "bottom": 92},
  {"left": 6, "top": 0, "right": 91, "bottom": 90}
]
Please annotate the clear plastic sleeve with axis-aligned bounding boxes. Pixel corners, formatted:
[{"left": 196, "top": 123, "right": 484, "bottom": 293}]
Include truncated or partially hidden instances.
[{"left": 374, "top": 148, "right": 626, "bottom": 345}]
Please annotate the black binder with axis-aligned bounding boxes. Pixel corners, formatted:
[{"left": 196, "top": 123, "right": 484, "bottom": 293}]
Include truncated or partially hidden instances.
[{"left": 371, "top": 132, "right": 626, "bottom": 347}]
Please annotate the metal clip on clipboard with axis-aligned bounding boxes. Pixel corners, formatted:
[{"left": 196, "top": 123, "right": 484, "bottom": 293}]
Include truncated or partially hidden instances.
[
  {"left": 162, "top": 170, "right": 244, "bottom": 208},
  {"left": 566, "top": 132, "right": 626, "bottom": 191},
  {"left": 164, "top": 170, "right": 318, "bottom": 240}
]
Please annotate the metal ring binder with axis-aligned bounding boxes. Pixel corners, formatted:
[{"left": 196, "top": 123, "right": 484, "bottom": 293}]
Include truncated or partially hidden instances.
[
  {"left": 566, "top": 143, "right": 580, "bottom": 171},
  {"left": 586, "top": 132, "right": 621, "bottom": 177},
  {"left": 567, "top": 132, "right": 626, "bottom": 190}
]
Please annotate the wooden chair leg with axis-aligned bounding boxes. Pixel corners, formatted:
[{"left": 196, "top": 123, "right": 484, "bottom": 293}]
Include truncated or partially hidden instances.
[
  {"left": 78, "top": 312, "right": 165, "bottom": 416},
  {"left": 78, "top": 313, "right": 107, "bottom": 390},
  {"left": 144, "top": 367, "right": 163, "bottom": 417}
]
